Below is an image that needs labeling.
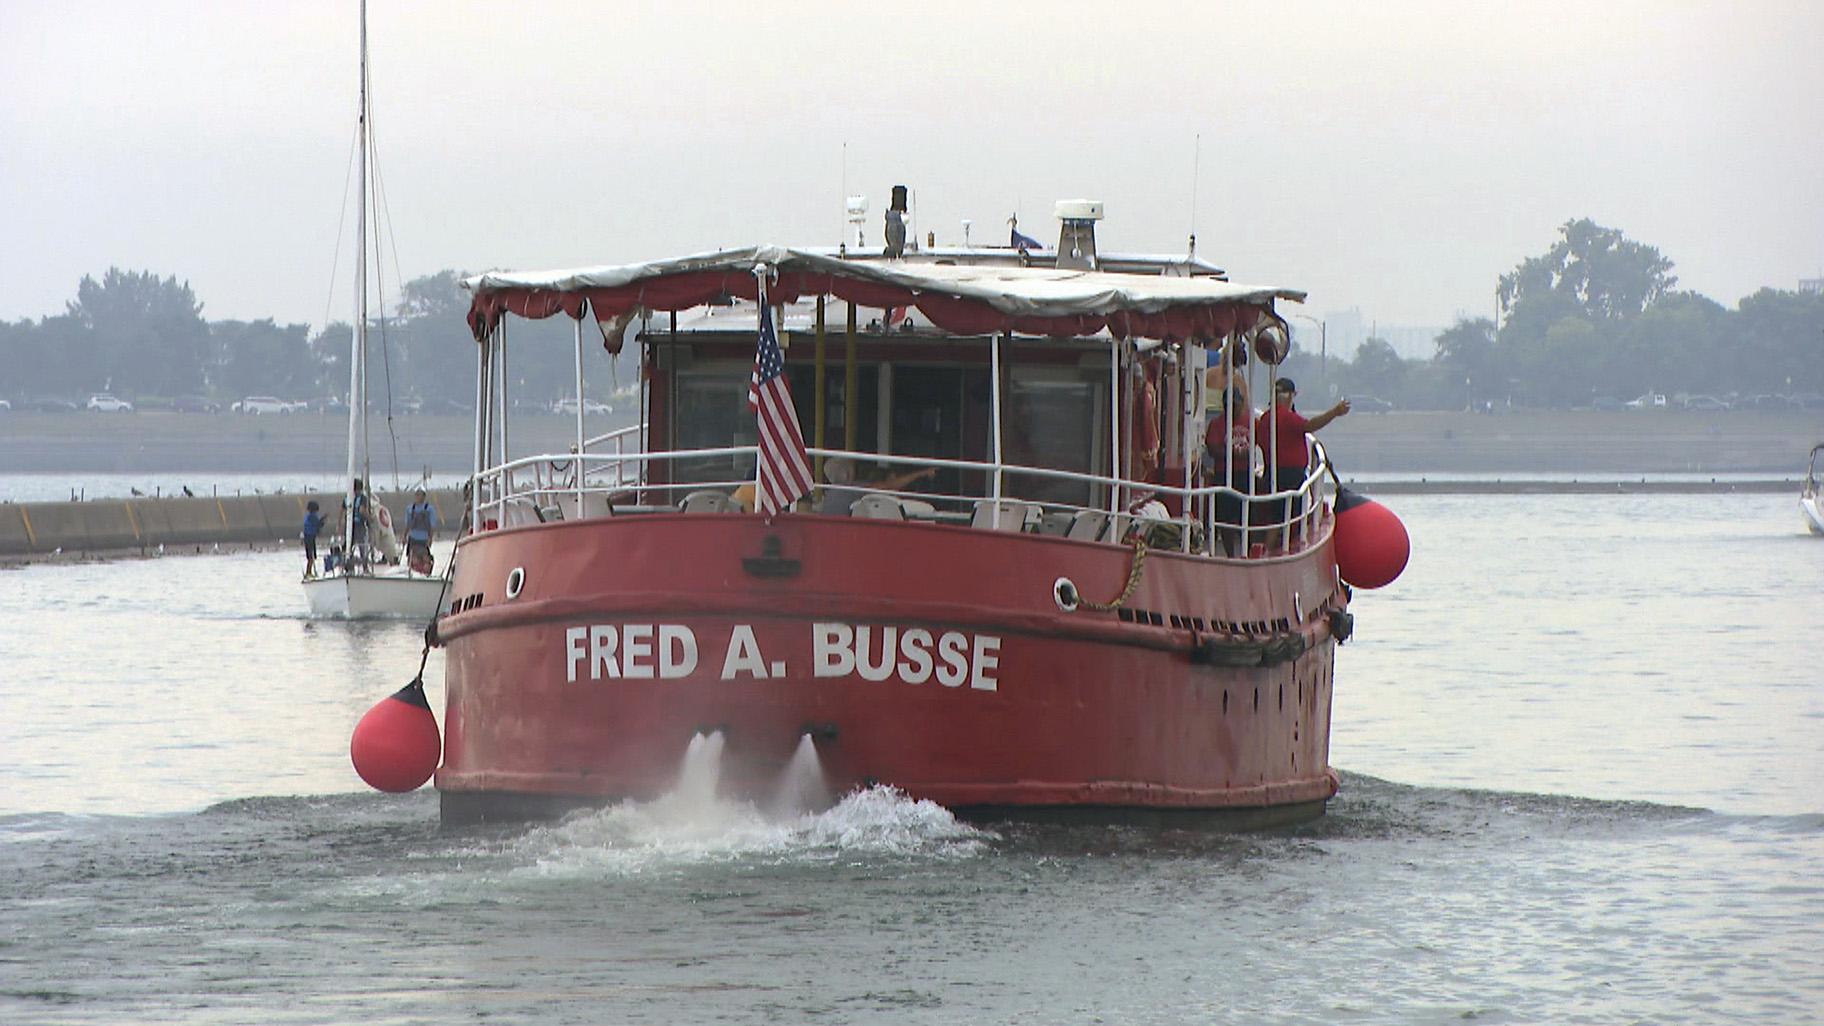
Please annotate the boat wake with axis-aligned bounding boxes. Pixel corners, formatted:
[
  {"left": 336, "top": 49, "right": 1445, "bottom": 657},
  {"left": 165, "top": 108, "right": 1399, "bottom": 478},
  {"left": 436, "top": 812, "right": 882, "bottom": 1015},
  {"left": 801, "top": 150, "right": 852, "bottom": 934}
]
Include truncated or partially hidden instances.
[{"left": 513, "top": 784, "right": 991, "bottom": 877}]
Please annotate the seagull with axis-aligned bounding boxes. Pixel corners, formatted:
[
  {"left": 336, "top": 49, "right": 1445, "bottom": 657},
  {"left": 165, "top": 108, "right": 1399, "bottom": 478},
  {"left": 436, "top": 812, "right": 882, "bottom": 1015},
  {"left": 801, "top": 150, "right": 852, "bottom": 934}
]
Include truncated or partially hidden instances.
[
  {"left": 130, "top": 487, "right": 144, "bottom": 496},
  {"left": 182, "top": 485, "right": 195, "bottom": 497}
]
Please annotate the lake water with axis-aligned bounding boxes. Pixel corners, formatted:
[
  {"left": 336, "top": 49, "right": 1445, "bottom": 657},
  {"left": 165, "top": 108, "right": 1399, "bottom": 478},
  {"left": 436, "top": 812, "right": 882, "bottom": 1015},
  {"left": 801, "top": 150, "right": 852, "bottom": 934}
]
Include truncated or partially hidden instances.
[{"left": 2, "top": 493, "right": 1820, "bottom": 1023}]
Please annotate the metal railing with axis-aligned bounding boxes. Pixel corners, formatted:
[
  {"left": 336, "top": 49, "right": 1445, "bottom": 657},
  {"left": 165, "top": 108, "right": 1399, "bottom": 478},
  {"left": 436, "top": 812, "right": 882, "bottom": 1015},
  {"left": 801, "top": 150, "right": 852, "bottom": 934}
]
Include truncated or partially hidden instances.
[{"left": 471, "top": 435, "right": 1333, "bottom": 561}]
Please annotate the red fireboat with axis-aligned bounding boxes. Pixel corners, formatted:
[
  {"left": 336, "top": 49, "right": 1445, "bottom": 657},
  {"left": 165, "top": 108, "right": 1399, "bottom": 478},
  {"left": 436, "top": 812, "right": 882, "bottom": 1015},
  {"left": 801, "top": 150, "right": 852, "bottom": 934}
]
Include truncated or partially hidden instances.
[{"left": 406, "top": 201, "right": 1405, "bottom": 824}]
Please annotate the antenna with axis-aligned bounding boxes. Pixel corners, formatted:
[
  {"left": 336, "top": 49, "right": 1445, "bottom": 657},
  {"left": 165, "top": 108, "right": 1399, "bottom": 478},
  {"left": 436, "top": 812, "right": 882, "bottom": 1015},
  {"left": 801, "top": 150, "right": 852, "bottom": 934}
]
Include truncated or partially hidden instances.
[
  {"left": 840, "top": 141, "right": 848, "bottom": 245},
  {"left": 1188, "top": 133, "right": 1201, "bottom": 258}
]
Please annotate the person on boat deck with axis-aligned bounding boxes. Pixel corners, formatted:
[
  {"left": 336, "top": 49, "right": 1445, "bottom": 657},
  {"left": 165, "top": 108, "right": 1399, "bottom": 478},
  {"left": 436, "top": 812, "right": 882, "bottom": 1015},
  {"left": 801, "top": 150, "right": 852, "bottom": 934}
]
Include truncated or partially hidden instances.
[
  {"left": 347, "top": 478, "right": 371, "bottom": 570},
  {"left": 404, "top": 489, "right": 439, "bottom": 574},
  {"left": 1203, "top": 339, "right": 1251, "bottom": 418},
  {"left": 301, "top": 500, "right": 325, "bottom": 579},
  {"left": 817, "top": 456, "right": 936, "bottom": 515},
  {"left": 1254, "top": 377, "right": 1349, "bottom": 539},
  {"left": 1203, "top": 341, "right": 1255, "bottom": 556}
]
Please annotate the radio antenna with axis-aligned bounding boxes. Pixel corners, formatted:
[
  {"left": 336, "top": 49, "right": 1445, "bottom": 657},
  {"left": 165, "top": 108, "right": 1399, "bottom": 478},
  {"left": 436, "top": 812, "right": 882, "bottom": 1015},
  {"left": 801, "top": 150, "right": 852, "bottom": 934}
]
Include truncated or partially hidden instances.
[{"left": 1188, "top": 133, "right": 1201, "bottom": 258}]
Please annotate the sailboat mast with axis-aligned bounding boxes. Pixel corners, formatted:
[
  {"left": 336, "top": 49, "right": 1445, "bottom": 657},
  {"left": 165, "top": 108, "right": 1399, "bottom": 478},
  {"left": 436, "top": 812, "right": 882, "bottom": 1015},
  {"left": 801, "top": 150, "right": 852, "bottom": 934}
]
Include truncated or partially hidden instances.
[{"left": 343, "top": 0, "right": 368, "bottom": 546}]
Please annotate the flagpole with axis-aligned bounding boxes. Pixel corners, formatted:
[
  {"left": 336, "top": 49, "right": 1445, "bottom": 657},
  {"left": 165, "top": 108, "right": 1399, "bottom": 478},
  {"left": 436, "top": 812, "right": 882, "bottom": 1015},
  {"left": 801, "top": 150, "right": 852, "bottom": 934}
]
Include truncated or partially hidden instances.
[{"left": 754, "top": 266, "right": 769, "bottom": 512}]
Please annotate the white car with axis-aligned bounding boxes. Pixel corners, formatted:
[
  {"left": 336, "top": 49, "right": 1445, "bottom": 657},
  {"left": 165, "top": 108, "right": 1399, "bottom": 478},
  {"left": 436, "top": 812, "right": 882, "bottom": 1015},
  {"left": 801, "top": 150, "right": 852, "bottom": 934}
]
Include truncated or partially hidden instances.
[
  {"left": 236, "top": 396, "right": 295, "bottom": 415},
  {"left": 550, "top": 398, "right": 612, "bottom": 415},
  {"left": 86, "top": 393, "right": 135, "bottom": 413}
]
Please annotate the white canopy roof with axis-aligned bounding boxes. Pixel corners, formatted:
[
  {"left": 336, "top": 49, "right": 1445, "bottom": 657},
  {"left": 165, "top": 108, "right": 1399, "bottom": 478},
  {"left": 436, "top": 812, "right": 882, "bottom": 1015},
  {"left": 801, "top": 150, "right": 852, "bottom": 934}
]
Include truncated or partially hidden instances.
[{"left": 463, "top": 246, "right": 1305, "bottom": 317}]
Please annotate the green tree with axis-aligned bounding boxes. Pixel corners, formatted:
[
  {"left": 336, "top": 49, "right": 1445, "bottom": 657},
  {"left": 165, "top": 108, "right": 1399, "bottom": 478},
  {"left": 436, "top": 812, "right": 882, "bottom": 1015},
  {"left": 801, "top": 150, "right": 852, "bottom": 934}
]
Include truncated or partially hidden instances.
[
  {"left": 1348, "top": 337, "right": 1408, "bottom": 399},
  {"left": 1498, "top": 218, "right": 1677, "bottom": 322},
  {"left": 1732, "top": 288, "right": 1824, "bottom": 394},
  {"left": 65, "top": 268, "right": 211, "bottom": 396},
  {"left": 211, "top": 319, "right": 317, "bottom": 399},
  {"left": 1433, "top": 317, "right": 1498, "bottom": 408}
]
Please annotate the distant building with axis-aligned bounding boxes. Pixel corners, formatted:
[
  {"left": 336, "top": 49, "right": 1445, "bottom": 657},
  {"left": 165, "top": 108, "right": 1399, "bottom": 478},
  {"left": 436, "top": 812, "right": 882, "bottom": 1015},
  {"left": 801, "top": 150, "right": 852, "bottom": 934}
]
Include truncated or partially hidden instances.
[
  {"left": 1307, "top": 308, "right": 1439, "bottom": 361},
  {"left": 1800, "top": 278, "right": 1823, "bottom": 295}
]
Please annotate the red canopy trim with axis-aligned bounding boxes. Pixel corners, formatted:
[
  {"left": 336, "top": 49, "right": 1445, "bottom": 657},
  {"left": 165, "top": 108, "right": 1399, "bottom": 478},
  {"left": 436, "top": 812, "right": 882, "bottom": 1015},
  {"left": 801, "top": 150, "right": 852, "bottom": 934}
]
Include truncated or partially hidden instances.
[{"left": 468, "top": 269, "right": 1278, "bottom": 351}]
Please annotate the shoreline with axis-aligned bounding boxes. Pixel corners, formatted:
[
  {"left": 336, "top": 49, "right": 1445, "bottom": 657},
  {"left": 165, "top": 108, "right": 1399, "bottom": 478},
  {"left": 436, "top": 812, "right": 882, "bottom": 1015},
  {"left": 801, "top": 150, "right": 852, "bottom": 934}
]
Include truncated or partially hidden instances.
[{"left": 2, "top": 408, "right": 1819, "bottom": 477}]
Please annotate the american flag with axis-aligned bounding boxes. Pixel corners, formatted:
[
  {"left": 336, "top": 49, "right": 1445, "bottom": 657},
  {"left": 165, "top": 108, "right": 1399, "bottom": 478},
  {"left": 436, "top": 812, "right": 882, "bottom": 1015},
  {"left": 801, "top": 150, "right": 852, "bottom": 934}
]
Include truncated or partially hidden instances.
[{"left": 747, "top": 298, "right": 814, "bottom": 515}]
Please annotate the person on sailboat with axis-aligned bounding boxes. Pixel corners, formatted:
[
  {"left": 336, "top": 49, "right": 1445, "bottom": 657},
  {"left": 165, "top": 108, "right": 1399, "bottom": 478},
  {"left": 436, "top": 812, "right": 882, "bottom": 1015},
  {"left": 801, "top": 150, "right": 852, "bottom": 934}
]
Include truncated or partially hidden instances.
[
  {"left": 348, "top": 478, "right": 371, "bottom": 570},
  {"left": 404, "top": 489, "right": 439, "bottom": 575},
  {"left": 300, "top": 500, "right": 326, "bottom": 580},
  {"left": 302, "top": 500, "right": 325, "bottom": 579}
]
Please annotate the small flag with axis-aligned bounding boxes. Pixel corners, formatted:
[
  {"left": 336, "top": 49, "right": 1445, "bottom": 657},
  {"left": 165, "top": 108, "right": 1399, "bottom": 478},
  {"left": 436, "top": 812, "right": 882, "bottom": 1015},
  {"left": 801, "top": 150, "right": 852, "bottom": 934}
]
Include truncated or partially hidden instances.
[
  {"left": 747, "top": 289, "right": 815, "bottom": 516},
  {"left": 1011, "top": 224, "right": 1044, "bottom": 251}
]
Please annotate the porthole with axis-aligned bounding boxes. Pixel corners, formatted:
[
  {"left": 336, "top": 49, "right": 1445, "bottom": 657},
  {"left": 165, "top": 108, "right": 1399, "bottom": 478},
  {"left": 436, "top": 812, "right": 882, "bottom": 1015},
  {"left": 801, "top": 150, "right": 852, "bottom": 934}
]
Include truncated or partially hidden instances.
[{"left": 505, "top": 566, "right": 526, "bottom": 599}]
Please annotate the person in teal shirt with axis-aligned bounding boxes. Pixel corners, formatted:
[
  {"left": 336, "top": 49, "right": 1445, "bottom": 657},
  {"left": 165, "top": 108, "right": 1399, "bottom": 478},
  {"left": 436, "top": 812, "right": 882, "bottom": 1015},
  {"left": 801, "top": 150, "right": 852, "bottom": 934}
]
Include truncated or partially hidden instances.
[{"left": 302, "top": 500, "right": 325, "bottom": 578}]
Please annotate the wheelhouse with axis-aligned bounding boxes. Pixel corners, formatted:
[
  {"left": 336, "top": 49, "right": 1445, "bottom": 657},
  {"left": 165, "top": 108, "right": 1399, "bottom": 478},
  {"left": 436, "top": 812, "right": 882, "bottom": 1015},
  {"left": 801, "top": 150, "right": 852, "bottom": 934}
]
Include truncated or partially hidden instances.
[{"left": 460, "top": 245, "right": 1331, "bottom": 558}]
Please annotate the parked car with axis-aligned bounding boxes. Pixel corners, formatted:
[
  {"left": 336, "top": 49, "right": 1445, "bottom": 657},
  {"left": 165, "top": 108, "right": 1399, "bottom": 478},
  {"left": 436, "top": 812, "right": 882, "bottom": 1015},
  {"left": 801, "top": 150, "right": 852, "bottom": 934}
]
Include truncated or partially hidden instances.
[
  {"left": 551, "top": 397, "right": 613, "bottom": 415},
  {"left": 1349, "top": 396, "right": 1394, "bottom": 413},
  {"left": 86, "top": 393, "right": 135, "bottom": 413},
  {"left": 1625, "top": 393, "right": 1668, "bottom": 409},
  {"left": 25, "top": 396, "right": 79, "bottom": 412},
  {"left": 234, "top": 396, "right": 295, "bottom": 415},
  {"left": 1590, "top": 395, "right": 1626, "bottom": 411},
  {"left": 1682, "top": 395, "right": 1731, "bottom": 411},
  {"left": 171, "top": 394, "right": 221, "bottom": 413}
]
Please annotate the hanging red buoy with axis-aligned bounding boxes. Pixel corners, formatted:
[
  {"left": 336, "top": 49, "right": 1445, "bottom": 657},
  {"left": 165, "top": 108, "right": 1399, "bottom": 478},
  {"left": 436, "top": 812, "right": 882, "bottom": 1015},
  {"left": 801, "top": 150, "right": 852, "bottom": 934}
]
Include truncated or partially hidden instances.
[
  {"left": 1332, "top": 488, "right": 1410, "bottom": 589},
  {"left": 350, "top": 679, "right": 442, "bottom": 793}
]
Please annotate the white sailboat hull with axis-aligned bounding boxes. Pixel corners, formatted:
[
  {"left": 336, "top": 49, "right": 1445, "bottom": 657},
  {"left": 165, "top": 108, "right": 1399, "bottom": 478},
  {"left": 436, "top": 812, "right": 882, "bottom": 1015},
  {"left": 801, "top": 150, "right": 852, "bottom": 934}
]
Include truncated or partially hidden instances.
[
  {"left": 302, "top": 572, "right": 447, "bottom": 620},
  {"left": 1803, "top": 495, "right": 1824, "bottom": 536}
]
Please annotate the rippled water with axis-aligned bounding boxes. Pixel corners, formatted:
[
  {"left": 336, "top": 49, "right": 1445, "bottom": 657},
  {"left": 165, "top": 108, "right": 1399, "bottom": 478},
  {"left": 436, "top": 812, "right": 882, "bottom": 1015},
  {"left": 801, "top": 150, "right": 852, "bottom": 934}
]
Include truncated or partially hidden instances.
[{"left": 2, "top": 493, "right": 1820, "bottom": 1023}]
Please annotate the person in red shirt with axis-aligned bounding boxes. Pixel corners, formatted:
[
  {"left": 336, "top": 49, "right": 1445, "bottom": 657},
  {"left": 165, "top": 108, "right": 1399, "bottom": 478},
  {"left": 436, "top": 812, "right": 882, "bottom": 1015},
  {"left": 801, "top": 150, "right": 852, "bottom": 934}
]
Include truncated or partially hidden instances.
[{"left": 1255, "top": 377, "right": 1349, "bottom": 540}]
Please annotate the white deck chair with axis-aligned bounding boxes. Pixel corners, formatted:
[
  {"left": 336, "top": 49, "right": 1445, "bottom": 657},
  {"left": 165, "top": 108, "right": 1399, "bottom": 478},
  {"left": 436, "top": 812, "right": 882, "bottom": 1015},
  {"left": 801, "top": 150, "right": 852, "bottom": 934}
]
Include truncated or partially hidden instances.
[
  {"left": 1065, "top": 510, "right": 1111, "bottom": 542},
  {"left": 850, "top": 493, "right": 907, "bottom": 520},
  {"left": 971, "top": 499, "right": 1040, "bottom": 532},
  {"left": 553, "top": 492, "right": 615, "bottom": 521},
  {"left": 681, "top": 489, "right": 739, "bottom": 514}
]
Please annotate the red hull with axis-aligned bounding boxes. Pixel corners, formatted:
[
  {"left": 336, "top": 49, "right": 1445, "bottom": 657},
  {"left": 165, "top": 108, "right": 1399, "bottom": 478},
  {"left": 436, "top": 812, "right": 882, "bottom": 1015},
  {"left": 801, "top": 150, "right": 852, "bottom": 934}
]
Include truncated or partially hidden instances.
[{"left": 435, "top": 514, "right": 1345, "bottom": 819}]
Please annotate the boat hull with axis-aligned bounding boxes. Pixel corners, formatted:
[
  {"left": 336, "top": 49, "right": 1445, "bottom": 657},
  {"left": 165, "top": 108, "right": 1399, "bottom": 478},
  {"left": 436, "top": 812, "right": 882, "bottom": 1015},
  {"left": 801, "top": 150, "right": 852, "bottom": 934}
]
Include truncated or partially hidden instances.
[
  {"left": 434, "top": 514, "right": 1346, "bottom": 822},
  {"left": 1804, "top": 495, "right": 1824, "bottom": 536},
  {"left": 302, "top": 572, "right": 447, "bottom": 620}
]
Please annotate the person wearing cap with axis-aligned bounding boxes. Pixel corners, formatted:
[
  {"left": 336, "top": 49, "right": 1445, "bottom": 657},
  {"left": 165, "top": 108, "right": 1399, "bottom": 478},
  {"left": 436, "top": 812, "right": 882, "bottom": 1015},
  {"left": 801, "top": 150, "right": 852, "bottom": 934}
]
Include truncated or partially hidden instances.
[{"left": 1254, "top": 378, "right": 1349, "bottom": 541}]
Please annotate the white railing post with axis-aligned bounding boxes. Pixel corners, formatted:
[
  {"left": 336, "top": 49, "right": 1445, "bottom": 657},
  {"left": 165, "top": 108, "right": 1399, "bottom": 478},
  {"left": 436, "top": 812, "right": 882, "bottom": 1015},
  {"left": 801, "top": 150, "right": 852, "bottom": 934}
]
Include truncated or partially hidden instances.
[
  {"left": 990, "top": 330, "right": 1005, "bottom": 528},
  {"left": 573, "top": 309, "right": 586, "bottom": 511}
]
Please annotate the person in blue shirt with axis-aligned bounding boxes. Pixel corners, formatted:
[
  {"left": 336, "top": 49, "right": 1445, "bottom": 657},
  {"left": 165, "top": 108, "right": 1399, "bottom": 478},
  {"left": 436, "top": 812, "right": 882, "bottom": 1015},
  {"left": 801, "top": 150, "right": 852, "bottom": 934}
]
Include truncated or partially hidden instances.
[
  {"left": 404, "top": 489, "right": 440, "bottom": 574},
  {"left": 347, "top": 478, "right": 371, "bottom": 570},
  {"left": 302, "top": 500, "right": 325, "bottom": 579}
]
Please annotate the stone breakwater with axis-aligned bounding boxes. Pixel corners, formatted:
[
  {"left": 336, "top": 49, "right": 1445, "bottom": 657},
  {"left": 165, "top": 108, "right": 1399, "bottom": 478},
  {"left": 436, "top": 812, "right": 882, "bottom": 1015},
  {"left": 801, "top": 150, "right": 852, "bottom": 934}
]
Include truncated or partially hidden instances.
[{"left": 0, "top": 489, "right": 462, "bottom": 560}]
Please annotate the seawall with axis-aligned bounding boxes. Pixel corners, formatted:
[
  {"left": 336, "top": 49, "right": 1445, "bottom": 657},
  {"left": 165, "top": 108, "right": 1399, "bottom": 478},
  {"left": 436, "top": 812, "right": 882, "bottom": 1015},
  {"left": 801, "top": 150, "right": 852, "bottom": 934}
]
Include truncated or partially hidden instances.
[{"left": 0, "top": 489, "right": 463, "bottom": 561}]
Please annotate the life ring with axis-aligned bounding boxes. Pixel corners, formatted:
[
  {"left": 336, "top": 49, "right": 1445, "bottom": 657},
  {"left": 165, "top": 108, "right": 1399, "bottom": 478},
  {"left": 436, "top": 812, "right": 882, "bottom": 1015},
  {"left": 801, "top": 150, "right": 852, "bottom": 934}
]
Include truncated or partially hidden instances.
[{"left": 372, "top": 502, "right": 402, "bottom": 561}]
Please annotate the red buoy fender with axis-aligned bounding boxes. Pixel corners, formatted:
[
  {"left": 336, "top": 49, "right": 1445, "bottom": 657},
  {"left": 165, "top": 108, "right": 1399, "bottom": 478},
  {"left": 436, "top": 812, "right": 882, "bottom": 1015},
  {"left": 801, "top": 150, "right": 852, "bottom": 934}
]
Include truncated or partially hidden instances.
[
  {"left": 350, "top": 679, "right": 442, "bottom": 793},
  {"left": 1333, "top": 488, "right": 1410, "bottom": 589}
]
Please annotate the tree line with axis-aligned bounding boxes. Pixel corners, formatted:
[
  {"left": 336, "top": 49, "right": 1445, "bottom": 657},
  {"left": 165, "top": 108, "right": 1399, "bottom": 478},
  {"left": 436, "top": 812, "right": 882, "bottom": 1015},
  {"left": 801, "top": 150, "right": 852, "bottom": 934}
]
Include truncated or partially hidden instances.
[
  {"left": 1280, "top": 218, "right": 1823, "bottom": 409},
  {"left": 3, "top": 220, "right": 1818, "bottom": 410},
  {"left": 0, "top": 268, "right": 630, "bottom": 407}
]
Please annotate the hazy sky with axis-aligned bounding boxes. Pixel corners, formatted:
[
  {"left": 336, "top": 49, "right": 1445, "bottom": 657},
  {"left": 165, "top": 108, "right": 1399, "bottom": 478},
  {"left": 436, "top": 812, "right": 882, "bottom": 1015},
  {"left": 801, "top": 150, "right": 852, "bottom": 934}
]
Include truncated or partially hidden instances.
[{"left": 4, "top": 1, "right": 1820, "bottom": 337}]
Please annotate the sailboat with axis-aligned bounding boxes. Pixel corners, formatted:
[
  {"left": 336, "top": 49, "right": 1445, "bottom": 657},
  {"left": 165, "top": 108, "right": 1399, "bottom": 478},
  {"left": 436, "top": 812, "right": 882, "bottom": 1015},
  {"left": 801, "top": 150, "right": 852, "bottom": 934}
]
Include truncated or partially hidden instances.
[
  {"left": 1803, "top": 443, "right": 1824, "bottom": 536},
  {"left": 302, "top": 1, "right": 449, "bottom": 620}
]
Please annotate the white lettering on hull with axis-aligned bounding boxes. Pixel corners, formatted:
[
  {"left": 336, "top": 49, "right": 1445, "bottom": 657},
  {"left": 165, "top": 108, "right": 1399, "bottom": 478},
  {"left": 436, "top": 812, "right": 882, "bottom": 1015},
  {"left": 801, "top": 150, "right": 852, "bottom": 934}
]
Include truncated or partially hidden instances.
[{"left": 565, "top": 622, "right": 1000, "bottom": 691}]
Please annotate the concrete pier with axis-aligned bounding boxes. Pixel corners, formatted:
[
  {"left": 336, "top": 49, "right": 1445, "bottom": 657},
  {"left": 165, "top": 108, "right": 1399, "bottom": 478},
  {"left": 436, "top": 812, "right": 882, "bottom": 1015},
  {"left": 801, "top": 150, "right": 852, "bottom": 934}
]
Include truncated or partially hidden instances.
[{"left": 0, "top": 489, "right": 463, "bottom": 560}]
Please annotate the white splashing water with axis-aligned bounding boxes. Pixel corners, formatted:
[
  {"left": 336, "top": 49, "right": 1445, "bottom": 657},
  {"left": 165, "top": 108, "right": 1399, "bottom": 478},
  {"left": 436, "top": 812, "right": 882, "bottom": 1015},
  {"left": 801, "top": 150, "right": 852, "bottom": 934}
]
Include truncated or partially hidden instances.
[
  {"left": 516, "top": 732, "right": 988, "bottom": 876},
  {"left": 767, "top": 734, "right": 831, "bottom": 819}
]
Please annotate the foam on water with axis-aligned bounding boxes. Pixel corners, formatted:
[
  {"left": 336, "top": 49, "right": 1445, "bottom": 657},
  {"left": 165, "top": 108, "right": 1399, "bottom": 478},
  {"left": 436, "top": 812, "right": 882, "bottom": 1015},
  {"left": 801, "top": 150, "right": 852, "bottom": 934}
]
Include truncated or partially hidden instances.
[{"left": 512, "top": 732, "right": 987, "bottom": 876}]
